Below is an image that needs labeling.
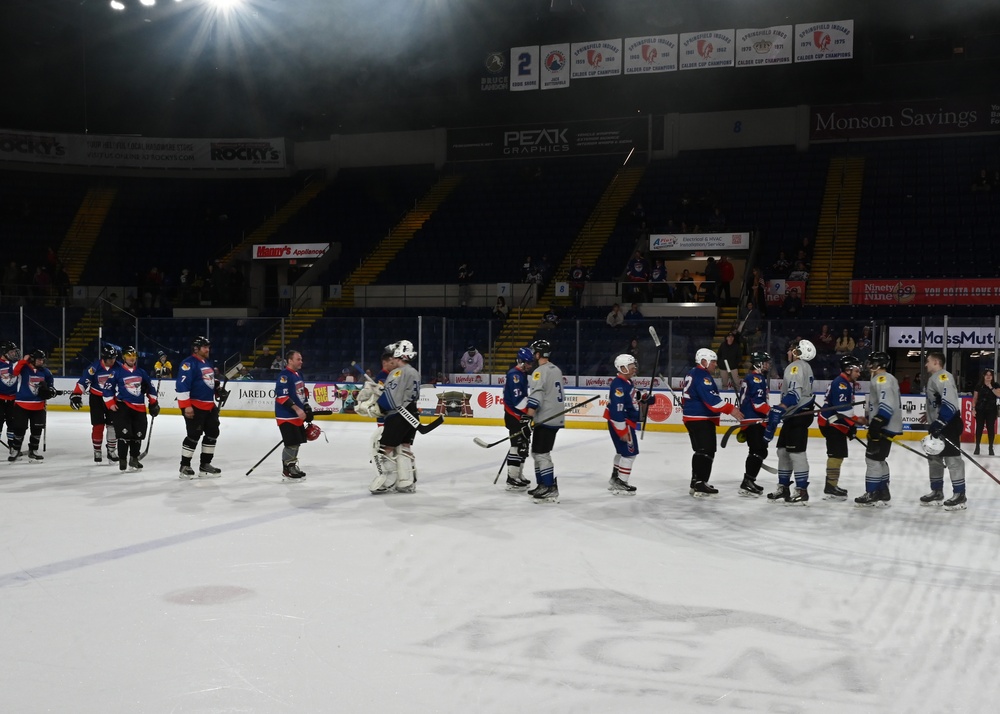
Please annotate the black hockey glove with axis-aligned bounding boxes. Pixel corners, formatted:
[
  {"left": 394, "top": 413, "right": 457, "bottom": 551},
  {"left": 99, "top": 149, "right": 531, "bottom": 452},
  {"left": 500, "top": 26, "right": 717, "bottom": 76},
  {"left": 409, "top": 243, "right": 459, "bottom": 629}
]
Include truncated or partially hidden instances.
[
  {"left": 518, "top": 413, "right": 533, "bottom": 442},
  {"left": 148, "top": 402, "right": 160, "bottom": 418},
  {"left": 304, "top": 404, "right": 314, "bottom": 423},
  {"left": 37, "top": 383, "right": 57, "bottom": 400},
  {"left": 929, "top": 419, "right": 946, "bottom": 438},
  {"left": 869, "top": 414, "right": 887, "bottom": 439},
  {"left": 215, "top": 383, "right": 230, "bottom": 408},
  {"left": 70, "top": 394, "right": 83, "bottom": 410}
]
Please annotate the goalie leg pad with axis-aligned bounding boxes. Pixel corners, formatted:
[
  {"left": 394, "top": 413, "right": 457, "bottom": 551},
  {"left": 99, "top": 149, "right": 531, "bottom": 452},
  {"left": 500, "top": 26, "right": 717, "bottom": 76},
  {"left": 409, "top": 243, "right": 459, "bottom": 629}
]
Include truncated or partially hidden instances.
[
  {"left": 395, "top": 445, "right": 416, "bottom": 491},
  {"left": 370, "top": 427, "right": 383, "bottom": 460},
  {"left": 370, "top": 449, "right": 398, "bottom": 493}
]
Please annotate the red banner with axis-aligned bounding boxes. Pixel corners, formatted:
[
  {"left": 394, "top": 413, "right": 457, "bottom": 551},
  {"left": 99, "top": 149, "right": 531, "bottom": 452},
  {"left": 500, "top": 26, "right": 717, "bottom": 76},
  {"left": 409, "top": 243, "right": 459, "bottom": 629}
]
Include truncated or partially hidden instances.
[{"left": 851, "top": 278, "right": 1000, "bottom": 305}]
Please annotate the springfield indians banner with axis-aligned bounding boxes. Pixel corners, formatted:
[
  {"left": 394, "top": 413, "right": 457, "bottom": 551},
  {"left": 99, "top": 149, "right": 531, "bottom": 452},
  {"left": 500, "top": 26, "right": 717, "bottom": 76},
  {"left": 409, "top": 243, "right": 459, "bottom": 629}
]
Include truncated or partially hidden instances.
[
  {"left": 0, "top": 130, "right": 286, "bottom": 170},
  {"left": 482, "top": 19, "right": 852, "bottom": 92}
]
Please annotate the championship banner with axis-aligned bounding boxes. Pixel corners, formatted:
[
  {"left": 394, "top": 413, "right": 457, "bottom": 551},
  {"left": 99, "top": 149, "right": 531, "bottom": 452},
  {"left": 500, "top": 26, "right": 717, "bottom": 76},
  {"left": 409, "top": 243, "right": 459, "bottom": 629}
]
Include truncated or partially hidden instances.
[
  {"left": 253, "top": 243, "right": 330, "bottom": 260},
  {"left": 794, "top": 20, "right": 854, "bottom": 62},
  {"left": 510, "top": 46, "right": 539, "bottom": 92},
  {"left": 886, "top": 326, "right": 997, "bottom": 350},
  {"left": 480, "top": 50, "right": 510, "bottom": 92},
  {"left": 0, "top": 129, "right": 287, "bottom": 170},
  {"left": 735, "top": 25, "right": 793, "bottom": 67},
  {"left": 649, "top": 232, "right": 750, "bottom": 252},
  {"left": 811, "top": 98, "right": 999, "bottom": 140},
  {"left": 570, "top": 39, "right": 623, "bottom": 79},
  {"left": 850, "top": 278, "right": 1000, "bottom": 305},
  {"left": 623, "top": 35, "right": 679, "bottom": 74},
  {"left": 447, "top": 117, "right": 646, "bottom": 162},
  {"left": 540, "top": 43, "right": 571, "bottom": 90},
  {"left": 679, "top": 29, "right": 736, "bottom": 70}
]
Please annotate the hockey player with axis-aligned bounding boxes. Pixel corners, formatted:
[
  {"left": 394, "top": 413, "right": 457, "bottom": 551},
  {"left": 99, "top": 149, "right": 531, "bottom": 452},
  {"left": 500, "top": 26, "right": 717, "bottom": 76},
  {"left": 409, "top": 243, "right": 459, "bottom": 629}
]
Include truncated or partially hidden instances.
[
  {"left": 9, "top": 349, "right": 56, "bottom": 462},
  {"left": 70, "top": 344, "right": 121, "bottom": 463},
  {"left": 818, "top": 354, "right": 864, "bottom": 500},
  {"left": 0, "top": 341, "right": 20, "bottom": 448},
  {"left": 920, "top": 351, "right": 967, "bottom": 510},
  {"left": 501, "top": 346, "right": 534, "bottom": 491},
  {"left": 175, "top": 335, "right": 225, "bottom": 479},
  {"left": 522, "top": 339, "right": 564, "bottom": 503},
  {"left": 682, "top": 348, "right": 743, "bottom": 497},
  {"left": 103, "top": 346, "right": 159, "bottom": 472},
  {"left": 763, "top": 339, "right": 816, "bottom": 505},
  {"left": 356, "top": 343, "right": 397, "bottom": 460},
  {"left": 854, "top": 351, "right": 901, "bottom": 507},
  {"left": 369, "top": 340, "right": 421, "bottom": 494},
  {"left": 736, "top": 351, "right": 771, "bottom": 497},
  {"left": 604, "top": 353, "right": 641, "bottom": 495},
  {"left": 274, "top": 350, "right": 314, "bottom": 482}
]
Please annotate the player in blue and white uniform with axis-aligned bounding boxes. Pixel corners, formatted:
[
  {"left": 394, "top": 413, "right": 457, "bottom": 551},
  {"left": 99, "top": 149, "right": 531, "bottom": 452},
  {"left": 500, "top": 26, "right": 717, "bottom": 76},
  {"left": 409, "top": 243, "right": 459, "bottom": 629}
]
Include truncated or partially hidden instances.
[
  {"left": 274, "top": 350, "right": 316, "bottom": 482},
  {"left": 502, "top": 346, "right": 534, "bottom": 491},
  {"left": 0, "top": 341, "right": 20, "bottom": 450},
  {"left": 682, "top": 348, "right": 742, "bottom": 497},
  {"left": 103, "top": 346, "right": 158, "bottom": 472},
  {"left": 818, "top": 354, "right": 863, "bottom": 500},
  {"left": 9, "top": 349, "right": 56, "bottom": 463},
  {"left": 764, "top": 340, "right": 817, "bottom": 505},
  {"left": 70, "top": 343, "right": 121, "bottom": 463},
  {"left": 737, "top": 351, "right": 771, "bottom": 497},
  {"left": 176, "top": 335, "right": 226, "bottom": 479},
  {"left": 604, "top": 353, "right": 641, "bottom": 495}
]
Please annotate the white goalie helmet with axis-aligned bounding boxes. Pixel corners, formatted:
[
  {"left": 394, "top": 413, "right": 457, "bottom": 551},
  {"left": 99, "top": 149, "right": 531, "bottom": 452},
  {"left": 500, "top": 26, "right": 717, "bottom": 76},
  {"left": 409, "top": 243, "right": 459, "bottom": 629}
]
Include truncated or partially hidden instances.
[
  {"left": 393, "top": 339, "right": 417, "bottom": 360},
  {"left": 695, "top": 348, "right": 717, "bottom": 366},
  {"left": 921, "top": 435, "right": 945, "bottom": 455},
  {"left": 794, "top": 339, "right": 817, "bottom": 362},
  {"left": 614, "top": 353, "right": 637, "bottom": 374}
]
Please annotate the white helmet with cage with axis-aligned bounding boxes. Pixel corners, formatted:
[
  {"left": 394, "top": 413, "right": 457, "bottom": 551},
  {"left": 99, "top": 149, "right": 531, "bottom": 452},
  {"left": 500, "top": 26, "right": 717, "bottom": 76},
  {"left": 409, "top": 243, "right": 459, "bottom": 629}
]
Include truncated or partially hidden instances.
[
  {"left": 921, "top": 435, "right": 945, "bottom": 456},
  {"left": 794, "top": 339, "right": 817, "bottom": 362},
  {"left": 393, "top": 340, "right": 417, "bottom": 361},
  {"left": 695, "top": 348, "right": 717, "bottom": 367},
  {"left": 614, "top": 353, "right": 638, "bottom": 375}
]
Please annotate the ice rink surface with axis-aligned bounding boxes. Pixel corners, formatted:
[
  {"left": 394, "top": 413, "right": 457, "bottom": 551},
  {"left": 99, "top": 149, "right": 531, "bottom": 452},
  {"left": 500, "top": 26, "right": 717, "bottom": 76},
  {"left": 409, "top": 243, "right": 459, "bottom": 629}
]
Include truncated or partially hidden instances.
[{"left": 3, "top": 412, "right": 1000, "bottom": 713}]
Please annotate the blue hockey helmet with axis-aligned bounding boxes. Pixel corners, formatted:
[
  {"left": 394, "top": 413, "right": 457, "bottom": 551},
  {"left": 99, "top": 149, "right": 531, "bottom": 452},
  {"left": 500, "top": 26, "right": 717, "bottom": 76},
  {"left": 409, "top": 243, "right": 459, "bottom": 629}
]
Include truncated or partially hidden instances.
[{"left": 516, "top": 347, "right": 534, "bottom": 365}]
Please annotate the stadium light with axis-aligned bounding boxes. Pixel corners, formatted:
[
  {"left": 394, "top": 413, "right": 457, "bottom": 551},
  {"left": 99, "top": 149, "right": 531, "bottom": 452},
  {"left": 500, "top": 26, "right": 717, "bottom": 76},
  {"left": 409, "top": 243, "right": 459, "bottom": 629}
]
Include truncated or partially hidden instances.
[
  {"left": 110, "top": 0, "right": 125, "bottom": 9},
  {"left": 140, "top": 0, "right": 156, "bottom": 6}
]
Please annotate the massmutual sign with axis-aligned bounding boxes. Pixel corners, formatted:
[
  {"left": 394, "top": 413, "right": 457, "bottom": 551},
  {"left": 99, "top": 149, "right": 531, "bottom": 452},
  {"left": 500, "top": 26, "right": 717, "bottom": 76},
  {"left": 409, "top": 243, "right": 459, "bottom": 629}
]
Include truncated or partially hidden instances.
[{"left": 888, "top": 326, "right": 998, "bottom": 349}]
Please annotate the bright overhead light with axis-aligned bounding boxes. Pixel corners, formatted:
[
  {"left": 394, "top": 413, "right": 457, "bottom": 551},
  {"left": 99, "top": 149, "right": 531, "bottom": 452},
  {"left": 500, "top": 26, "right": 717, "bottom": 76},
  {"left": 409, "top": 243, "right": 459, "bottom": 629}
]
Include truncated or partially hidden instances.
[
  {"left": 140, "top": 0, "right": 156, "bottom": 6},
  {"left": 110, "top": 0, "right": 125, "bottom": 9}
]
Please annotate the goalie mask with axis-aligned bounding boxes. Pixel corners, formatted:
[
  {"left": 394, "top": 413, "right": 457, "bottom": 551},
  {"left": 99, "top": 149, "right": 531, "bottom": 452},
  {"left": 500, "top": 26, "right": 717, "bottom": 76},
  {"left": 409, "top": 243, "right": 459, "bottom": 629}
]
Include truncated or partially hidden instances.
[
  {"left": 393, "top": 340, "right": 417, "bottom": 360},
  {"left": 792, "top": 339, "right": 816, "bottom": 362},
  {"left": 305, "top": 424, "right": 322, "bottom": 442},
  {"left": 921, "top": 435, "right": 945, "bottom": 455}
]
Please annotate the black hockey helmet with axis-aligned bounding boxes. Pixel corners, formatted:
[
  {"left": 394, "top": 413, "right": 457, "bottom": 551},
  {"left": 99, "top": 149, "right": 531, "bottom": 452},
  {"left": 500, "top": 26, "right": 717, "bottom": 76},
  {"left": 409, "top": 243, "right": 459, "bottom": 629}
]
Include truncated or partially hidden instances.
[
  {"left": 191, "top": 335, "right": 211, "bottom": 351},
  {"left": 867, "top": 351, "right": 891, "bottom": 371},
  {"left": 750, "top": 351, "right": 771, "bottom": 370},
  {"left": 0, "top": 340, "right": 17, "bottom": 357},
  {"left": 28, "top": 348, "right": 46, "bottom": 362},
  {"left": 530, "top": 339, "right": 552, "bottom": 359},
  {"left": 101, "top": 344, "right": 119, "bottom": 361},
  {"left": 839, "top": 354, "right": 862, "bottom": 373},
  {"left": 121, "top": 345, "right": 138, "bottom": 360}
]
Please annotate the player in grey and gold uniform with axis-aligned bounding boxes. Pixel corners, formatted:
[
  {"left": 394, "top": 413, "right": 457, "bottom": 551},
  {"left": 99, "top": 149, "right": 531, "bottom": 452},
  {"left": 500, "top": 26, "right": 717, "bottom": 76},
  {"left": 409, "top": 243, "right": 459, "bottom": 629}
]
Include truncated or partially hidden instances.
[
  {"left": 369, "top": 340, "right": 421, "bottom": 494},
  {"left": 764, "top": 339, "right": 816, "bottom": 505},
  {"left": 855, "top": 351, "right": 902, "bottom": 507},
  {"left": 920, "top": 351, "right": 967, "bottom": 510},
  {"left": 522, "top": 339, "right": 564, "bottom": 503}
]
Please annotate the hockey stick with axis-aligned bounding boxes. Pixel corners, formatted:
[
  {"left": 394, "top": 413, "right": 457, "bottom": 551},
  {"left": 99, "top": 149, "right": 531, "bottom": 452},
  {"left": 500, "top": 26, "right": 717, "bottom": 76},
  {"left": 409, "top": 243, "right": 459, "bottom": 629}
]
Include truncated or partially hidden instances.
[
  {"left": 721, "top": 400, "right": 868, "bottom": 449},
  {"left": 245, "top": 439, "right": 283, "bottom": 476},
  {"left": 473, "top": 394, "right": 602, "bottom": 448},
  {"left": 885, "top": 434, "right": 933, "bottom": 461},
  {"left": 139, "top": 377, "right": 162, "bottom": 461},
  {"left": 941, "top": 436, "right": 1000, "bottom": 486},
  {"left": 492, "top": 452, "right": 508, "bottom": 485},
  {"left": 749, "top": 452, "right": 778, "bottom": 475},
  {"left": 396, "top": 404, "right": 444, "bottom": 434},
  {"left": 640, "top": 326, "right": 663, "bottom": 440}
]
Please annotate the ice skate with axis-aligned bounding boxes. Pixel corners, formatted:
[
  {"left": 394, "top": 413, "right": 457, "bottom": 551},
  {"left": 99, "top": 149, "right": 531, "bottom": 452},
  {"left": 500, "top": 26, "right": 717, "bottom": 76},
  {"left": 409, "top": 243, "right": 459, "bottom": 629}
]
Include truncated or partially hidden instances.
[
  {"left": 823, "top": 483, "right": 848, "bottom": 501},
  {"left": 178, "top": 463, "right": 196, "bottom": 479},
  {"left": 689, "top": 480, "right": 718, "bottom": 498},
  {"left": 505, "top": 475, "right": 530, "bottom": 491},
  {"left": 198, "top": 463, "right": 222, "bottom": 478},
  {"left": 93, "top": 449, "right": 103, "bottom": 464},
  {"left": 28, "top": 451, "right": 43, "bottom": 462},
  {"left": 767, "top": 484, "right": 790, "bottom": 503},
  {"left": 739, "top": 477, "right": 763, "bottom": 497},
  {"left": 119, "top": 458, "right": 128, "bottom": 472},
  {"left": 526, "top": 483, "right": 543, "bottom": 496},
  {"left": 129, "top": 457, "right": 143, "bottom": 471},
  {"left": 787, "top": 486, "right": 809, "bottom": 506},
  {"left": 106, "top": 447, "right": 119, "bottom": 463},
  {"left": 531, "top": 484, "right": 559, "bottom": 503},
  {"left": 919, "top": 490, "right": 944, "bottom": 507},
  {"left": 943, "top": 492, "right": 967, "bottom": 511},
  {"left": 854, "top": 491, "right": 881, "bottom": 508},
  {"left": 608, "top": 474, "right": 637, "bottom": 496},
  {"left": 282, "top": 462, "right": 306, "bottom": 482},
  {"left": 395, "top": 482, "right": 417, "bottom": 493}
]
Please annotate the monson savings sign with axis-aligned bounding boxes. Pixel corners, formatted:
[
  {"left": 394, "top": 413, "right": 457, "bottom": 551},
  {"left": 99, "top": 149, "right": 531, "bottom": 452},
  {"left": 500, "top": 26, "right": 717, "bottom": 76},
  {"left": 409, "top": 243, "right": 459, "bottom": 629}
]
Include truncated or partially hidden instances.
[
  {"left": 810, "top": 98, "right": 999, "bottom": 140},
  {"left": 888, "top": 326, "right": 998, "bottom": 349},
  {"left": 253, "top": 243, "right": 330, "bottom": 260}
]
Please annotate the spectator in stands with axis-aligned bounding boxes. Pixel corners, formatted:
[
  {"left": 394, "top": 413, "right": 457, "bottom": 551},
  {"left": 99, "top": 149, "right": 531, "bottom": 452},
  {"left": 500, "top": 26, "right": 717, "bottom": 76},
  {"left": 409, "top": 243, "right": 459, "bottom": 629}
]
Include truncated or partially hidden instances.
[
  {"left": 625, "top": 337, "right": 641, "bottom": 361},
  {"left": 899, "top": 374, "right": 912, "bottom": 394},
  {"left": 771, "top": 251, "right": 790, "bottom": 277},
  {"left": 676, "top": 269, "right": 696, "bottom": 302},
  {"left": 535, "top": 255, "right": 550, "bottom": 283},
  {"left": 233, "top": 365, "right": 253, "bottom": 381},
  {"left": 972, "top": 168, "right": 992, "bottom": 193},
  {"left": 702, "top": 257, "right": 719, "bottom": 304},
  {"left": 852, "top": 325, "right": 873, "bottom": 363},
  {"left": 270, "top": 352, "right": 287, "bottom": 371},
  {"left": 788, "top": 261, "right": 810, "bottom": 282},
  {"left": 32, "top": 266, "right": 51, "bottom": 303},
  {"left": 717, "top": 255, "right": 735, "bottom": 306},
  {"left": 492, "top": 296, "right": 508, "bottom": 321},
  {"left": 795, "top": 250, "right": 812, "bottom": 271},
  {"left": 624, "top": 302, "right": 643, "bottom": 322},
  {"left": 738, "top": 300, "right": 761, "bottom": 337},
  {"left": 782, "top": 287, "right": 802, "bottom": 317},
  {"left": 541, "top": 305, "right": 559, "bottom": 329},
  {"left": 650, "top": 259, "right": 671, "bottom": 301},
  {"left": 255, "top": 347, "right": 275, "bottom": 371},
  {"left": 815, "top": 324, "right": 836, "bottom": 354},
  {"left": 458, "top": 262, "right": 473, "bottom": 308},
  {"left": 750, "top": 267, "right": 767, "bottom": 317},
  {"left": 707, "top": 206, "right": 726, "bottom": 231},
  {"left": 567, "top": 258, "right": 590, "bottom": 308},
  {"left": 913, "top": 373, "right": 922, "bottom": 394},
  {"left": 460, "top": 346, "right": 483, "bottom": 374},
  {"left": 154, "top": 351, "right": 173, "bottom": 378},
  {"left": 625, "top": 250, "right": 649, "bottom": 301},
  {"left": 606, "top": 303, "right": 624, "bottom": 328},
  {"left": 2, "top": 262, "right": 19, "bottom": 304},
  {"left": 716, "top": 332, "right": 742, "bottom": 391},
  {"left": 522, "top": 256, "right": 535, "bottom": 282},
  {"left": 835, "top": 328, "right": 855, "bottom": 355}
]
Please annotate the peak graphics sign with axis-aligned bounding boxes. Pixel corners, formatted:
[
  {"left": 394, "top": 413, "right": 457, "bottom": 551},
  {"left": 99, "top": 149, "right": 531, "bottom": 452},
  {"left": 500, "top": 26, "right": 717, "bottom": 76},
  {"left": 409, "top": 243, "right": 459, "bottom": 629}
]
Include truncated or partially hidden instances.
[
  {"left": 888, "top": 326, "right": 997, "bottom": 350},
  {"left": 253, "top": 243, "right": 330, "bottom": 260},
  {"left": 447, "top": 117, "right": 647, "bottom": 162}
]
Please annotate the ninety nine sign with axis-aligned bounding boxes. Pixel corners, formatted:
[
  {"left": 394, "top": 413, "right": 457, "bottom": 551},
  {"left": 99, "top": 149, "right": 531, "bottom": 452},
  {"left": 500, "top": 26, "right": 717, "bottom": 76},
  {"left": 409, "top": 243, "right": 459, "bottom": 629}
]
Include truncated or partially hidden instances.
[
  {"left": 253, "top": 243, "right": 330, "bottom": 260},
  {"left": 649, "top": 232, "right": 750, "bottom": 251},
  {"left": 850, "top": 278, "right": 1000, "bottom": 305}
]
